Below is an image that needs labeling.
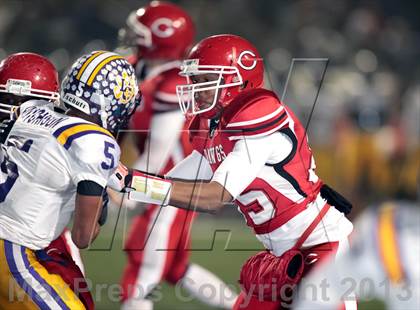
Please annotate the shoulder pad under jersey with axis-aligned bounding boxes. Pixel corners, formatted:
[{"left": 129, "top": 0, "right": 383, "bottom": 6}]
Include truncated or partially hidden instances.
[
  {"left": 152, "top": 67, "right": 184, "bottom": 112},
  {"left": 70, "top": 131, "right": 120, "bottom": 173},
  {"left": 221, "top": 89, "right": 289, "bottom": 140},
  {"left": 52, "top": 118, "right": 117, "bottom": 154},
  {"left": 20, "top": 99, "right": 51, "bottom": 109},
  {"left": 53, "top": 118, "right": 120, "bottom": 186}
]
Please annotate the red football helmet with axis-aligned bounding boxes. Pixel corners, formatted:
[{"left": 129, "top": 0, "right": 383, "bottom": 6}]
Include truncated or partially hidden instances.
[
  {"left": 176, "top": 34, "right": 264, "bottom": 119},
  {"left": 122, "top": 1, "right": 195, "bottom": 60},
  {"left": 0, "top": 52, "right": 59, "bottom": 116}
]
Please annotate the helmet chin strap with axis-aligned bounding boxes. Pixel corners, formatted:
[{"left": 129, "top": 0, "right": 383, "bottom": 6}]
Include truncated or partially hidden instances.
[
  {"left": 218, "top": 72, "right": 240, "bottom": 107},
  {"left": 98, "top": 94, "right": 109, "bottom": 130}
]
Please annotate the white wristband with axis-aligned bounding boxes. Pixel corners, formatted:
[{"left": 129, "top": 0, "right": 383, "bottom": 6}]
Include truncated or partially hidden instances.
[{"left": 127, "top": 171, "right": 172, "bottom": 206}]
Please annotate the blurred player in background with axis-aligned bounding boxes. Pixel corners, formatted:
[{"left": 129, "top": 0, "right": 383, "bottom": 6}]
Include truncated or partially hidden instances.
[
  {"left": 117, "top": 2, "right": 237, "bottom": 309},
  {"left": 117, "top": 34, "right": 357, "bottom": 310},
  {"left": 0, "top": 50, "right": 139, "bottom": 309},
  {"left": 294, "top": 200, "right": 420, "bottom": 309}
]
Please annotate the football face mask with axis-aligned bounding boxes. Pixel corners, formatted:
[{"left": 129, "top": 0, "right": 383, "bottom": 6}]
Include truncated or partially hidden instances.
[
  {"left": 120, "top": 11, "right": 152, "bottom": 48},
  {"left": 176, "top": 60, "right": 243, "bottom": 118}
]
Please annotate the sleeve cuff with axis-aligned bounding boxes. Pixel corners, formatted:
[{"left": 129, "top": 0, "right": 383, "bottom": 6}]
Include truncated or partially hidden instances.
[{"left": 73, "top": 173, "right": 108, "bottom": 188}]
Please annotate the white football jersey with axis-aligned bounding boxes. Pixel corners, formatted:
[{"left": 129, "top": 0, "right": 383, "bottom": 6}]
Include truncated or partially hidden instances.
[
  {"left": 0, "top": 100, "right": 120, "bottom": 250},
  {"left": 167, "top": 134, "right": 353, "bottom": 257}
]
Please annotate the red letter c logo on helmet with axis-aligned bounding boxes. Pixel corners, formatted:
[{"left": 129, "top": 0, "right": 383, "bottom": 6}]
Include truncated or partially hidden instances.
[
  {"left": 237, "top": 50, "right": 258, "bottom": 71},
  {"left": 150, "top": 18, "right": 175, "bottom": 38}
]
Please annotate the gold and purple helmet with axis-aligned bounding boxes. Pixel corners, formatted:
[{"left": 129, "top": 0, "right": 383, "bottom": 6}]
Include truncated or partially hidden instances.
[{"left": 61, "top": 51, "right": 141, "bottom": 134}]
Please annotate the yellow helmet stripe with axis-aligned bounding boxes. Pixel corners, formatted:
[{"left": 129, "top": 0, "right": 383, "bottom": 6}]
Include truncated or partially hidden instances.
[
  {"left": 76, "top": 51, "right": 107, "bottom": 80},
  {"left": 378, "top": 204, "right": 405, "bottom": 283},
  {"left": 86, "top": 55, "right": 124, "bottom": 86},
  {"left": 79, "top": 52, "right": 118, "bottom": 83}
]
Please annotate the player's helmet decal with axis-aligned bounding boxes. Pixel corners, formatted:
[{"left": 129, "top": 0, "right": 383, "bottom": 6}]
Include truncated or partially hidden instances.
[
  {"left": 120, "top": 1, "right": 195, "bottom": 60},
  {"left": 150, "top": 18, "right": 175, "bottom": 38},
  {"left": 113, "top": 70, "right": 137, "bottom": 104},
  {"left": 238, "top": 51, "right": 258, "bottom": 70},
  {"left": 61, "top": 51, "right": 141, "bottom": 134}
]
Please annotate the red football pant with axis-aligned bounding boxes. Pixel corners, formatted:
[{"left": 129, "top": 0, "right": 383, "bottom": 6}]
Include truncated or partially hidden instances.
[
  {"left": 120, "top": 205, "right": 196, "bottom": 301},
  {"left": 42, "top": 231, "right": 94, "bottom": 310},
  {"left": 233, "top": 242, "right": 339, "bottom": 310}
]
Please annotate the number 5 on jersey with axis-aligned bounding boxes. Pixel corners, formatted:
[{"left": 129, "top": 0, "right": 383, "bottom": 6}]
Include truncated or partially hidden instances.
[{"left": 101, "top": 141, "right": 117, "bottom": 170}]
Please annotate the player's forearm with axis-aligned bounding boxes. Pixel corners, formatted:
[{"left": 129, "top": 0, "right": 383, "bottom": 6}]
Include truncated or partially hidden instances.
[
  {"left": 73, "top": 193, "right": 103, "bottom": 248},
  {"left": 71, "top": 223, "right": 100, "bottom": 249},
  {"left": 169, "top": 181, "right": 232, "bottom": 213},
  {"left": 123, "top": 169, "right": 233, "bottom": 212}
]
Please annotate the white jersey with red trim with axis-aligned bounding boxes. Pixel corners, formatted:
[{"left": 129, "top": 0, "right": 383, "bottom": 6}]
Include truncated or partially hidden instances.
[{"left": 184, "top": 88, "right": 352, "bottom": 255}]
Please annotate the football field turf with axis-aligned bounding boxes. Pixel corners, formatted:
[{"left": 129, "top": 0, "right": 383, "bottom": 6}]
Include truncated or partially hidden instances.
[{"left": 82, "top": 210, "right": 383, "bottom": 309}]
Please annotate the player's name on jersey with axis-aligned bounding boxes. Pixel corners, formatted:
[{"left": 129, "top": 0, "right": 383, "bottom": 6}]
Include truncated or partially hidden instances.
[
  {"left": 203, "top": 144, "right": 227, "bottom": 165},
  {"left": 20, "top": 105, "right": 66, "bottom": 129}
]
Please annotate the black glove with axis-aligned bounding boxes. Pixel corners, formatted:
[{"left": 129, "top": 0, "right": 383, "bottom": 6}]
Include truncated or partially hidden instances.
[
  {"left": 0, "top": 119, "right": 15, "bottom": 144},
  {"left": 320, "top": 184, "right": 353, "bottom": 215},
  {"left": 98, "top": 189, "right": 109, "bottom": 226}
]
